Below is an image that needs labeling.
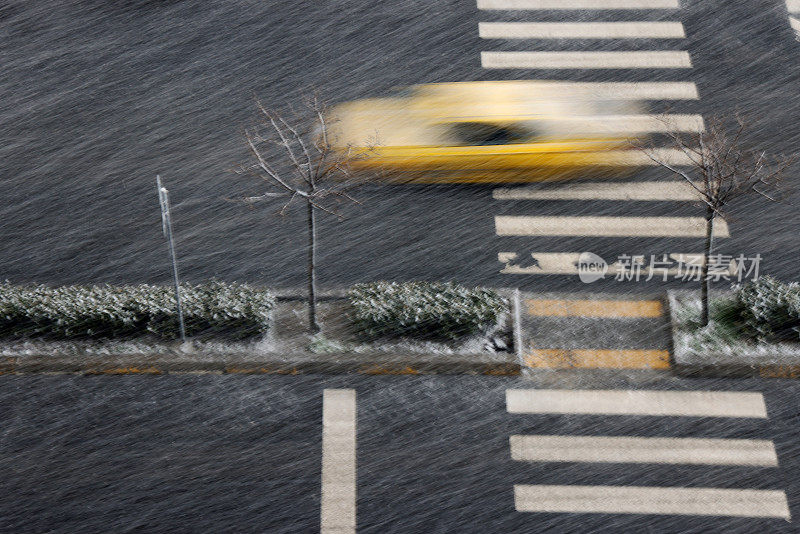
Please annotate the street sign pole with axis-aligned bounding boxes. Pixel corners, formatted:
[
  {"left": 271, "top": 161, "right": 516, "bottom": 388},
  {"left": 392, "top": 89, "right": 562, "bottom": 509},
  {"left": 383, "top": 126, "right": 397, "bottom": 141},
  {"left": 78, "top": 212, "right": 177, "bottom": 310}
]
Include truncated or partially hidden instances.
[{"left": 157, "top": 175, "right": 186, "bottom": 343}]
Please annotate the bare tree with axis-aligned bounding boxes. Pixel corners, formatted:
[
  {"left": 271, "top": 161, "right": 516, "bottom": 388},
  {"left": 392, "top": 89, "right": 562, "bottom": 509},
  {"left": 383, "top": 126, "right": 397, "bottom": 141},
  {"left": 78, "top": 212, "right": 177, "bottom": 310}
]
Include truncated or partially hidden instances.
[
  {"left": 235, "top": 95, "right": 365, "bottom": 333},
  {"left": 638, "top": 115, "right": 793, "bottom": 326}
]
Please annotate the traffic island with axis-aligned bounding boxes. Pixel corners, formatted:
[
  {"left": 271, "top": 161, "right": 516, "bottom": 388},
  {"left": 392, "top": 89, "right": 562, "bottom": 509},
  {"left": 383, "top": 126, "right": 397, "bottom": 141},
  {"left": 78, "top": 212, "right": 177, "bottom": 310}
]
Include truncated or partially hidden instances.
[
  {"left": 0, "top": 283, "right": 521, "bottom": 375},
  {"left": 668, "top": 284, "right": 800, "bottom": 378}
]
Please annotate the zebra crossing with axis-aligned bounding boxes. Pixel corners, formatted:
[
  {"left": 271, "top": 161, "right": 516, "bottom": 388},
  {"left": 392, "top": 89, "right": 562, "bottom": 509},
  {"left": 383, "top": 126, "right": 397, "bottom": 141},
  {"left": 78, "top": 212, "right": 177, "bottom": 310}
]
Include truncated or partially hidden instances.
[
  {"left": 505, "top": 388, "right": 791, "bottom": 518},
  {"left": 477, "top": 0, "right": 718, "bottom": 278},
  {"left": 788, "top": 0, "right": 800, "bottom": 39}
]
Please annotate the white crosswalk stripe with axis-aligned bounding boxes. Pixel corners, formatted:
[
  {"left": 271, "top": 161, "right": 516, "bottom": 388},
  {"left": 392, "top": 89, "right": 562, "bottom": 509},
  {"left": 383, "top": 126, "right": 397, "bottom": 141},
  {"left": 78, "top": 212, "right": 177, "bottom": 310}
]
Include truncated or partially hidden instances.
[
  {"left": 495, "top": 215, "right": 730, "bottom": 238},
  {"left": 505, "top": 389, "right": 789, "bottom": 519},
  {"left": 530, "top": 81, "right": 698, "bottom": 99},
  {"left": 514, "top": 485, "right": 791, "bottom": 518},
  {"left": 478, "top": 0, "right": 680, "bottom": 9},
  {"left": 498, "top": 252, "right": 722, "bottom": 275},
  {"left": 788, "top": 0, "right": 800, "bottom": 12},
  {"left": 493, "top": 181, "right": 701, "bottom": 201},
  {"left": 510, "top": 435, "right": 779, "bottom": 465},
  {"left": 506, "top": 389, "right": 768, "bottom": 417},
  {"left": 482, "top": 50, "right": 692, "bottom": 69},
  {"left": 479, "top": 21, "right": 685, "bottom": 39}
]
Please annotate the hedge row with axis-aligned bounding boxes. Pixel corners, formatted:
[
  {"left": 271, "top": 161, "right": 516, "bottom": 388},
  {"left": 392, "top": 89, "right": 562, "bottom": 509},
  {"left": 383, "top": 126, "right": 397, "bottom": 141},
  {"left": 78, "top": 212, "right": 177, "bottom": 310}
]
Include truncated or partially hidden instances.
[
  {"left": 0, "top": 281, "right": 274, "bottom": 340},
  {"left": 347, "top": 281, "right": 508, "bottom": 340},
  {"left": 733, "top": 276, "right": 800, "bottom": 342}
]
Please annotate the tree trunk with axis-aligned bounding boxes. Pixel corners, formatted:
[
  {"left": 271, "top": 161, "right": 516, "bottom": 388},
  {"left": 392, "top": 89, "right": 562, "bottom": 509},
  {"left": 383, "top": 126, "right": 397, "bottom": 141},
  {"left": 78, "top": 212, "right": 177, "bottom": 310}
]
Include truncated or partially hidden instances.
[
  {"left": 700, "top": 205, "right": 715, "bottom": 327},
  {"left": 306, "top": 198, "right": 320, "bottom": 334}
]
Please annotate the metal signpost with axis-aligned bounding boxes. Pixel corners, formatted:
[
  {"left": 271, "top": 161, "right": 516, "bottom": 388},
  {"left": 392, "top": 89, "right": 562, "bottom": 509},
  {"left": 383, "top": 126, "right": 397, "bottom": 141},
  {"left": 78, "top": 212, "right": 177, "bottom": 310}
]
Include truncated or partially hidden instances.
[{"left": 156, "top": 175, "right": 186, "bottom": 343}]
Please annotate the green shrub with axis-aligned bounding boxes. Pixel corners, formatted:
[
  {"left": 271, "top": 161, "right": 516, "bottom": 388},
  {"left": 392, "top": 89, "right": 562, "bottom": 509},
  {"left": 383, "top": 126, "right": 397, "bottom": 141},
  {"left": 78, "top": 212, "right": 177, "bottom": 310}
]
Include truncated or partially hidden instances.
[
  {"left": 347, "top": 281, "right": 508, "bottom": 340},
  {"left": 734, "top": 276, "right": 800, "bottom": 341},
  {"left": 0, "top": 281, "right": 274, "bottom": 340}
]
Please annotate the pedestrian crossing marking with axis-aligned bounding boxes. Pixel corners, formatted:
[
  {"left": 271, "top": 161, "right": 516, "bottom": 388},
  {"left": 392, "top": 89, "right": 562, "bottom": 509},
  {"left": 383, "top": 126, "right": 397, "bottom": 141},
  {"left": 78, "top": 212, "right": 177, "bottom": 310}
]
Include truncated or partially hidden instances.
[
  {"left": 478, "top": 0, "right": 681, "bottom": 9},
  {"left": 514, "top": 485, "right": 790, "bottom": 518},
  {"left": 506, "top": 389, "right": 769, "bottom": 417},
  {"left": 495, "top": 215, "right": 730, "bottom": 238},
  {"left": 321, "top": 389, "right": 357, "bottom": 534},
  {"left": 510, "top": 435, "right": 779, "bottom": 465},
  {"left": 788, "top": 0, "right": 800, "bottom": 12},
  {"left": 525, "top": 348, "right": 670, "bottom": 368},
  {"left": 493, "top": 181, "right": 701, "bottom": 201},
  {"left": 526, "top": 299, "right": 663, "bottom": 317},
  {"left": 482, "top": 51, "right": 692, "bottom": 69},
  {"left": 493, "top": 81, "right": 698, "bottom": 100},
  {"left": 479, "top": 21, "right": 686, "bottom": 39}
]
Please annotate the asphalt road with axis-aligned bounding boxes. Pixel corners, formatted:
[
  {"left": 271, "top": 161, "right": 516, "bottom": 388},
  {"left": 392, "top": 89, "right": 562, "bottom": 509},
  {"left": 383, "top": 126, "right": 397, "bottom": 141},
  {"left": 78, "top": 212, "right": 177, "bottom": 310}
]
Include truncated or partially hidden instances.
[
  {"left": 2, "top": 372, "right": 800, "bottom": 533},
  {"left": 1, "top": 0, "right": 799, "bottom": 291}
]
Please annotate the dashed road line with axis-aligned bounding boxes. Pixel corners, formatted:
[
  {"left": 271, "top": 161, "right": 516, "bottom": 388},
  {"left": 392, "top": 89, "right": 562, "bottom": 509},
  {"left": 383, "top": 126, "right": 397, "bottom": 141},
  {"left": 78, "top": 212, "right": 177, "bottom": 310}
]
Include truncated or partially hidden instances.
[
  {"left": 526, "top": 298, "right": 663, "bottom": 317},
  {"left": 494, "top": 215, "right": 730, "bottom": 237},
  {"left": 321, "top": 389, "right": 357, "bottom": 534},
  {"left": 493, "top": 181, "right": 701, "bottom": 201},
  {"left": 509, "top": 435, "right": 779, "bottom": 465},
  {"left": 479, "top": 21, "right": 686, "bottom": 39},
  {"left": 505, "top": 389, "right": 769, "bottom": 417},
  {"left": 482, "top": 50, "right": 693, "bottom": 69},
  {"left": 514, "top": 485, "right": 791, "bottom": 518},
  {"left": 478, "top": 0, "right": 680, "bottom": 9}
]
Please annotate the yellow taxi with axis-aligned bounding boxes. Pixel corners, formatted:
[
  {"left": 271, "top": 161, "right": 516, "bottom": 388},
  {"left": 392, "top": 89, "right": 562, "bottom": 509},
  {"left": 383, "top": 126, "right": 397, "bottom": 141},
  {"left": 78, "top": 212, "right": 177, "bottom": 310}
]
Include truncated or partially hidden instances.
[{"left": 326, "top": 81, "right": 648, "bottom": 183}]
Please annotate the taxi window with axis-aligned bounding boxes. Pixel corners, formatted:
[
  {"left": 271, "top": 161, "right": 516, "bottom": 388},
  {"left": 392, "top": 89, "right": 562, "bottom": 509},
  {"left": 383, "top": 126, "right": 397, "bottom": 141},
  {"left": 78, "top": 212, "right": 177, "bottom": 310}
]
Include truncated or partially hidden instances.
[{"left": 448, "top": 122, "right": 530, "bottom": 146}]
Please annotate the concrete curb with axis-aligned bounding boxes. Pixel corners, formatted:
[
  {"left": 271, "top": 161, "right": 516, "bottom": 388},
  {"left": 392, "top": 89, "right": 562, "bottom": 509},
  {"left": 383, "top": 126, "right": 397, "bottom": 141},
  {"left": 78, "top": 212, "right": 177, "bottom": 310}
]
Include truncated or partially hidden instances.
[
  {"left": 0, "top": 287, "right": 521, "bottom": 376},
  {"left": 666, "top": 290, "right": 800, "bottom": 379},
  {"left": 0, "top": 353, "right": 520, "bottom": 376}
]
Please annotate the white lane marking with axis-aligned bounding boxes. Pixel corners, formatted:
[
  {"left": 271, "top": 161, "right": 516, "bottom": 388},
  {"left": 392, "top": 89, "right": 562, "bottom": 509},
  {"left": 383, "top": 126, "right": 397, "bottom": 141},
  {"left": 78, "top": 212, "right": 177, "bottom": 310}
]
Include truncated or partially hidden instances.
[
  {"left": 321, "top": 389, "right": 356, "bottom": 534},
  {"left": 787, "top": 0, "right": 800, "bottom": 12},
  {"left": 540, "top": 81, "right": 698, "bottom": 99},
  {"left": 506, "top": 389, "right": 768, "bottom": 418},
  {"left": 493, "top": 181, "right": 701, "bottom": 201},
  {"left": 514, "top": 485, "right": 790, "bottom": 518},
  {"left": 790, "top": 16, "right": 800, "bottom": 32},
  {"left": 494, "top": 215, "right": 730, "bottom": 237},
  {"left": 479, "top": 21, "right": 685, "bottom": 39},
  {"left": 607, "top": 148, "right": 696, "bottom": 166},
  {"left": 482, "top": 51, "right": 692, "bottom": 69},
  {"left": 478, "top": 0, "right": 680, "bottom": 9},
  {"left": 498, "top": 252, "right": 720, "bottom": 275},
  {"left": 510, "top": 435, "right": 779, "bottom": 466},
  {"left": 560, "top": 114, "right": 705, "bottom": 134}
]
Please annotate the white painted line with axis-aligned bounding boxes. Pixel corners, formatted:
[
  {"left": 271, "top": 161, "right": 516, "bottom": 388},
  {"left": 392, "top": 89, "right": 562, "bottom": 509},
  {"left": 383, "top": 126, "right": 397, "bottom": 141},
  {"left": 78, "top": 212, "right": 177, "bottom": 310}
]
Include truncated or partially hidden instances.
[
  {"left": 482, "top": 51, "right": 692, "bottom": 69},
  {"left": 514, "top": 485, "right": 790, "bottom": 518},
  {"left": 610, "top": 147, "right": 696, "bottom": 166},
  {"left": 498, "top": 252, "right": 728, "bottom": 276},
  {"left": 493, "top": 181, "right": 701, "bottom": 201},
  {"left": 479, "top": 22, "right": 685, "bottom": 39},
  {"left": 494, "top": 215, "right": 730, "bottom": 237},
  {"left": 557, "top": 81, "right": 698, "bottom": 100},
  {"left": 788, "top": 0, "right": 800, "bottom": 12},
  {"left": 506, "top": 389, "right": 768, "bottom": 418},
  {"left": 562, "top": 114, "right": 705, "bottom": 134},
  {"left": 478, "top": 0, "right": 681, "bottom": 9},
  {"left": 321, "top": 389, "right": 356, "bottom": 534},
  {"left": 510, "top": 435, "right": 779, "bottom": 466},
  {"left": 790, "top": 16, "right": 800, "bottom": 32}
]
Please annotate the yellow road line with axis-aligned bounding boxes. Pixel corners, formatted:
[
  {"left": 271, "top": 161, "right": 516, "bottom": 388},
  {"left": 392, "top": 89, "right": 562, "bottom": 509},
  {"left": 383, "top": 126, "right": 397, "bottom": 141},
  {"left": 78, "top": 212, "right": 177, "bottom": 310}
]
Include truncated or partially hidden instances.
[
  {"left": 525, "top": 348, "right": 670, "bottom": 369},
  {"left": 526, "top": 299, "right": 663, "bottom": 318}
]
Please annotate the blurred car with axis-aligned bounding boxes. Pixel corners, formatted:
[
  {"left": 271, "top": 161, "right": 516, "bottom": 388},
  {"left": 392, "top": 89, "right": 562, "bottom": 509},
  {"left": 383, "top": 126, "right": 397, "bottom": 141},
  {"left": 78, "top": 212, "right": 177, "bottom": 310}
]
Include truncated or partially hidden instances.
[{"left": 326, "top": 81, "right": 648, "bottom": 183}]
